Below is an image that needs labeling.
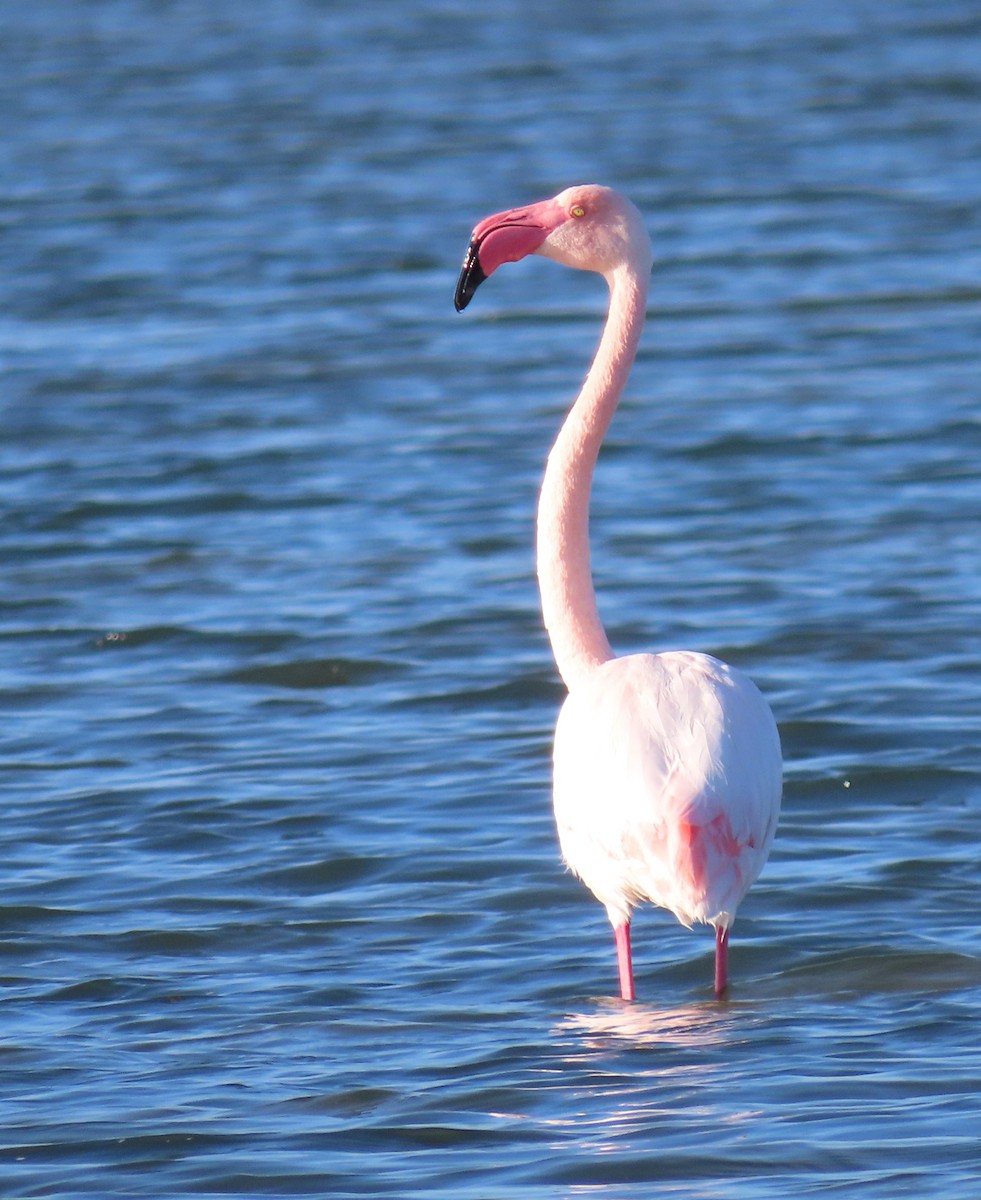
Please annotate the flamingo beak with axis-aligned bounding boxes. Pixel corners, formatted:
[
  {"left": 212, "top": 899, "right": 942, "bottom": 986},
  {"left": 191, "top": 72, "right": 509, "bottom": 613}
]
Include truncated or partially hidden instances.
[
  {"left": 454, "top": 197, "right": 568, "bottom": 312},
  {"left": 454, "top": 239, "right": 487, "bottom": 312}
]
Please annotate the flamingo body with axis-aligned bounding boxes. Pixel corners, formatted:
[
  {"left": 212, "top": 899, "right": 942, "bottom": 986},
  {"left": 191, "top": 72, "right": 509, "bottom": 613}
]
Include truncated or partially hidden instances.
[
  {"left": 553, "top": 651, "right": 781, "bottom": 933},
  {"left": 455, "top": 184, "right": 782, "bottom": 998}
]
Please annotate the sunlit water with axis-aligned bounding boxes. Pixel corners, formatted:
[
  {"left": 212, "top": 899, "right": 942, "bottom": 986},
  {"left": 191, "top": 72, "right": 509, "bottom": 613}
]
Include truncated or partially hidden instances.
[{"left": 1, "top": 1, "right": 980, "bottom": 1196}]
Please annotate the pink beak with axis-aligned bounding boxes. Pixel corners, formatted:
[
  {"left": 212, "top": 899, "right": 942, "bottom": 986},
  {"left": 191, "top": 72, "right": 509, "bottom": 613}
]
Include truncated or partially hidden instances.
[{"left": 454, "top": 196, "right": 569, "bottom": 311}]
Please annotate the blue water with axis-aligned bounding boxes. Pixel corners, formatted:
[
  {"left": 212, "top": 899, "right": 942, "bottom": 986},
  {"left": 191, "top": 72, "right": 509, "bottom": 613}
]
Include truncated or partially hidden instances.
[{"left": 2, "top": 1, "right": 980, "bottom": 1196}]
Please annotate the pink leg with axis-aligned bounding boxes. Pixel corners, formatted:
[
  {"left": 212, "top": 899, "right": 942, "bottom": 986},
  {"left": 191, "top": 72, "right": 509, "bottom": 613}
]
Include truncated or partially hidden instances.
[
  {"left": 614, "top": 922, "right": 635, "bottom": 1001},
  {"left": 714, "top": 924, "right": 729, "bottom": 998}
]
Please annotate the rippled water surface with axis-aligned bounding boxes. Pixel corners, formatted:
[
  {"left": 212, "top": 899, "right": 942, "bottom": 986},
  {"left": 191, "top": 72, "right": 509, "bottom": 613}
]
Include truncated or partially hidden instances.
[{"left": 2, "top": 1, "right": 980, "bottom": 1196}]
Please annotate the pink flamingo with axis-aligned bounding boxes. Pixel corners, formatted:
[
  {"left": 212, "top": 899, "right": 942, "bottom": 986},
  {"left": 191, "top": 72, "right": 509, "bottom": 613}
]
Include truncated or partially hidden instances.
[{"left": 455, "top": 185, "right": 782, "bottom": 1000}]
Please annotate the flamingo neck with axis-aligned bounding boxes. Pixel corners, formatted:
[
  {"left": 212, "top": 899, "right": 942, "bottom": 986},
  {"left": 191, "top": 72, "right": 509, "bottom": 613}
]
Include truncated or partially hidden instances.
[{"left": 536, "top": 263, "right": 649, "bottom": 691}]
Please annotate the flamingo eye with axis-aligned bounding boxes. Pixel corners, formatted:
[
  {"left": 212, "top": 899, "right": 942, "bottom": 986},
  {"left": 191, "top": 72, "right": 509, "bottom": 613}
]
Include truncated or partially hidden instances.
[{"left": 570, "top": 204, "right": 585, "bottom": 218}]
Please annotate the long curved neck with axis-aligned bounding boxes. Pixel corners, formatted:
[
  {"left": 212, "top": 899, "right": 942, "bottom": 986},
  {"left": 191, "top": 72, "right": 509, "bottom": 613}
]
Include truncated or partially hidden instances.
[{"left": 536, "top": 263, "right": 649, "bottom": 691}]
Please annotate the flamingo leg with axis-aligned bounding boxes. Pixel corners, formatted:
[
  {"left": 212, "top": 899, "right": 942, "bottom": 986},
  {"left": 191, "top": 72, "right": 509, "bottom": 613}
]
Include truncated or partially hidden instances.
[
  {"left": 614, "top": 922, "right": 635, "bottom": 1000},
  {"left": 714, "top": 924, "right": 730, "bottom": 998}
]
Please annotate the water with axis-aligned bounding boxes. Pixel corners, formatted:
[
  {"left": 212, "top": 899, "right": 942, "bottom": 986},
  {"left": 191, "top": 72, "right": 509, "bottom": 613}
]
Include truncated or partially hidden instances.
[{"left": 2, "top": 1, "right": 980, "bottom": 1195}]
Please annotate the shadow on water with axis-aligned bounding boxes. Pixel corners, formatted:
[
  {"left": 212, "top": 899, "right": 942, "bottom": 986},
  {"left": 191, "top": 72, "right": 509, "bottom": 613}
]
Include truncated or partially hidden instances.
[{"left": 775, "top": 944, "right": 981, "bottom": 1000}]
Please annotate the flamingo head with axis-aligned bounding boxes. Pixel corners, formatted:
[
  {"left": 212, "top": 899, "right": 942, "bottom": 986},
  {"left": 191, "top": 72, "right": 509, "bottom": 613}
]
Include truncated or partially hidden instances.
[{"left": 454, "top": 184, "right": 651, "bottom": 311}]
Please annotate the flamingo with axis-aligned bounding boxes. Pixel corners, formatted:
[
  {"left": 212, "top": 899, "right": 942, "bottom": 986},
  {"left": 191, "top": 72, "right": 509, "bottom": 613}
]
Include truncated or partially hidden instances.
[{"left": 455, "top": 184, "right": 782, "bottom": 1000}]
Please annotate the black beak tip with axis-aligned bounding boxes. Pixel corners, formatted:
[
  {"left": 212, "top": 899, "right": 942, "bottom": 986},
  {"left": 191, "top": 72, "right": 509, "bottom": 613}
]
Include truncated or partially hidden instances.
[{"left": 454, "top": 241, "right": 486, "bottom": 312}]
